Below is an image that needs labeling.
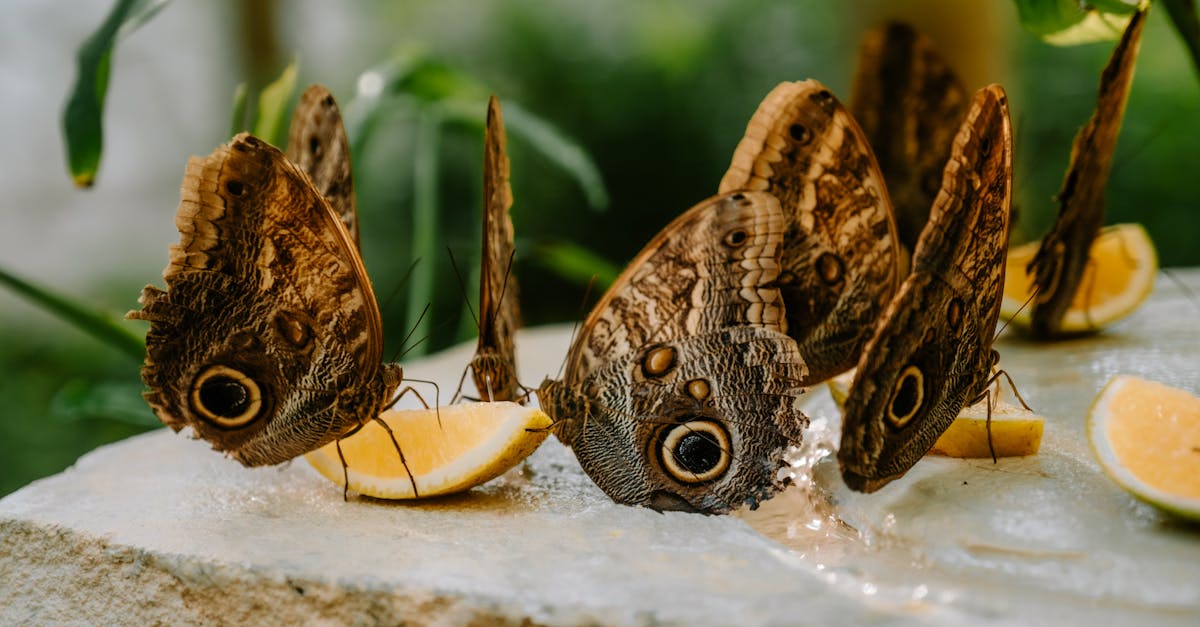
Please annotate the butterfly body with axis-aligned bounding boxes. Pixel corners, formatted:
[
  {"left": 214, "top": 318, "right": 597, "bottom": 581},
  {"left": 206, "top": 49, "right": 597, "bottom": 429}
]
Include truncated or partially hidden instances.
[
  {"left": 470, "top": 95, "right": 522, "bottom": 402},
  {"left": 130, "top": 87, "right": 400, "bottom": 466},
  {"left": 850, "top": 21, "right": 968, "bottom": 255},
  {"left": 839, "top": 84, "right": 1012, "bottom": 493},
  {"left": 1028, "top": 9, "right": 1145, "bottom": 338},
  {"left": 538, "top": 191, "right": 808, "bottom": 514}
]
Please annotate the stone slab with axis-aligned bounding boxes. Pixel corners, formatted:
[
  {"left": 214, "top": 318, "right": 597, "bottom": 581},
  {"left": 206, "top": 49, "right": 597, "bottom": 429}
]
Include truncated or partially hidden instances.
[{"left": 2, "top": 270, "right": 1199, "bottom": 625}]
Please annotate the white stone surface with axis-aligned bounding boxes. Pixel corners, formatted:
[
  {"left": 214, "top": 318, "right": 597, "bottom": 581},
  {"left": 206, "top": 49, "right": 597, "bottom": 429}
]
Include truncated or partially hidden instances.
[{"left": 2, "top": 271, "right": 1199, "bottom": 625}]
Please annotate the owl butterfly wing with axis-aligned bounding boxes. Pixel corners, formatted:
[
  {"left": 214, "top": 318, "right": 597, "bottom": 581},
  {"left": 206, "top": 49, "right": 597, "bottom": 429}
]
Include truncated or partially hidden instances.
[
  {"left": 719, "top": 80, "right": 900, "bottom": 385},
  {"left": 127, "top": 133, "right": 398, "bottom": 466},
  {"left": 286, "top": 84, "right": 359, "bottom": 246},
  {"left": 541, "top": 191, "right": 809, "bottom": 514},
  {"left": 849, "top": 21, "right": 968, "bottom": 256},
  {"left": 839, "top": 85, "right": 1012, "bottom": 493},
  {"left": 471, "top": 95, "right": 522, "bottom": 402},
  {"left": 1028, "top": 9, "right": 1145, "bottom": 338}
]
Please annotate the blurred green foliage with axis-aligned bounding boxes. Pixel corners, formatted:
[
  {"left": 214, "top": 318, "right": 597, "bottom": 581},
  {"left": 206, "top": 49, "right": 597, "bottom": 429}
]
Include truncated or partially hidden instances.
[{"left": 4, "top": 0, "right": 1199, "bottom": 496}]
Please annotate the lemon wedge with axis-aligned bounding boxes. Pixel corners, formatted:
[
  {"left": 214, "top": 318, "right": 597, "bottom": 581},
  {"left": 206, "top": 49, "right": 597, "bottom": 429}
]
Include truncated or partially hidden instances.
[
  {"left": 1088, "top": 375, "right": 1200, "bottom": 521},
  {"left": 828, "top": 369, "right": 1044, "bottom": 458},
  {"left": 1001, "top": 223, "right": 1157, "bottom": 332},
  {"left": 305, "top": 401, "right": 551, "bottom": 499}
]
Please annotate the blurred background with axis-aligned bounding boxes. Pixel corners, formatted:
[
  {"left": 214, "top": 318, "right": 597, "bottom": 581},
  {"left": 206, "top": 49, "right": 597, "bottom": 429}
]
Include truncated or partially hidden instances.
[{"left": 1, "top": 0, "right": 1196, "bottom": 496}]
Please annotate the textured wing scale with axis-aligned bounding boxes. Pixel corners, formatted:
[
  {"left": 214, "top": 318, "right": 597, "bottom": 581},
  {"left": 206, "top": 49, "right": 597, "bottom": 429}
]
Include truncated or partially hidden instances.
[
  {"left": 850, "top": 21, "right": 968, "bottom": 255},
  {"left": 471, "top": 95, "right": 523, "bottom": 402},
  {"left": 128, "top": 133, "right": 397, "bottom": 466},
  {"left": 1027, "top": 9, "right": 1145, "bottom": 337},
  {"left": 286, "top": 84, "right": 359, "bottom": 245},
  {"left": 719, "top": 80, "right": 900, "bottom": 384},
  {"left": 539, "top": 191, "right": 809, "bottom": 514},
  {"left": 839, "top": 85, "right": 1012, "bottom": 493}
]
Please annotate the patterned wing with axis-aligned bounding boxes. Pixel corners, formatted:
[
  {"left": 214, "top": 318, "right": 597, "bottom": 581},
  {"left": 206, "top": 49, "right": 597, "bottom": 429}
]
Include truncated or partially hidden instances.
[
  {"left": 719, "top": 80, "right": 900, "bottom": 385},
  {"left": 839, "top": 85, "right": 1012, "bottom": 493},
  {"left": 128, "top": 133, "right": 400, "bottom": 466},
  {"left": 538, "top": 191, "right": 809, "bottom": 514},
  {"left": 850, "top": 21, "right": 968, "bottom": 254},
  {"left": 1028, "top": 9, "right": 1145, "bottom": 338},
  {"left": 471, "top": 95, "right": 522, "bottom": 402},
  {"left": 286, "top": 84, "right": 359, "bottom": 245}
]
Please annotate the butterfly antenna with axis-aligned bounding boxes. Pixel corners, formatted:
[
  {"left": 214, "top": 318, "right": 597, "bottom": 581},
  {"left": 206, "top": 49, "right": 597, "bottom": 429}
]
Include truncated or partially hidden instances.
[
  {"left": 497, "top": 249, "right": 517, "bottom": 316},
  {"left": 557, "top": 274, "right": 598, "bottom": 380},
  {"left": 381, "top": 256, "right": 422, "bottom": 317},
  {"left": 995, "top": 287, "right": 1040, "bottom": 340},
  {"left": 445, "top": 246, "right": 480, "bottom": 330},
  {"left": 389, "top": 302, "right": 432, "bottom": 363},
  {"left": 1162, "top": 268, "right": 1200, "bottom": 314}
]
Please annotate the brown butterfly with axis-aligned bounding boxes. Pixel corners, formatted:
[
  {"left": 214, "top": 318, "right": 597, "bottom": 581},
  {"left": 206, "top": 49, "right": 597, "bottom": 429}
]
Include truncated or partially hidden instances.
[
  {"left": 850, "top": 21, "right": 968, "bottom": 257},
  {"left": 467, "top": 95, "right": 523, "bottom": 402},
  {"left": 537, "top": 191, "right": 809, "bottom": 514},
  {"left": 1027, "top": 9, "right": 1146, "bottom": 338},
  {"left": 127, "top": 86, "right": 402, "bottom": 466},
  {"left": 838, "top": 84, "right": 1013, "bottom": 493},
  {"left": 719, "top": 80, "right": 901, "bottom": 386}
]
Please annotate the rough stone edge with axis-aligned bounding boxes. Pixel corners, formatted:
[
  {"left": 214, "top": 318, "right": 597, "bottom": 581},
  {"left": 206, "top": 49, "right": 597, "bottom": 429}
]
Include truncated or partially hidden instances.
[{"left": 0, "top": 518, "right": 595, "bottom": 626}]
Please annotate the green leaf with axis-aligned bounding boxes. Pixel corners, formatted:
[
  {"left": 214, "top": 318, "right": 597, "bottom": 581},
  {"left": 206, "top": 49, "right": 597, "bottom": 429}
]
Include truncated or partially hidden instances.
[
  {"left": 342, "top": 50, "right": 481, "bottom": 151},
  {"left": 51, "top": 379, "right": 159, "bottom": 428},
  {"left": 1164, "top": 0, "right": 1200, "bottom": 81},
  {"left": 439, "top": 99, "right": 610, "bottom": 212},
  {"left": 496, "top": 102, "right": 609, "bottom": 212},
  {"left": 229, "top": 82, "right": 249, "bottom": 137},
  {"left": 252, "top": 60, "right": 300, "bottom": 146},
  {"left": 61, "top": 0, "right": 170, "bottom": 187},
  {"left": 0, "top": 267, "right": 145, "bottom": 361},
  {"left": 533, "top": 241, "right": 620, "bottom": 290},
  {"left": 1013, "top": 0, "right": 1139, "bottom": 45},
  {"left": 404, "top": 107, "right": 444, "bottom": 358}
]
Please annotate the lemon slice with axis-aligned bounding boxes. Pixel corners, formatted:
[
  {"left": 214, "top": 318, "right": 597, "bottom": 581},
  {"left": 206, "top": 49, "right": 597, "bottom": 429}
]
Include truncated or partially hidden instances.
[
  {"left": 928, "top": 399, "right": 1044, "bottom": 458},
  {"left": 1001, "top": 223, "right": 1157, "bottom": 332},
  {"left": 828, "top": 369, "right": 1044, "bottom": 458},
  {"left": 1088, "top": 375, "right": 1200, "bottom": 521},
  {"left": 305, "top": 401, "right": 551, "bottom": 499}
]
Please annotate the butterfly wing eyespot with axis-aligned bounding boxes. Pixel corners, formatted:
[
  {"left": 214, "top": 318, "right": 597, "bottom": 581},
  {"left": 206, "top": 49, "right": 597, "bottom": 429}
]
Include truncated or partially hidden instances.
[
  {"left": 788, "top": 123, "right": 812, "bottom": 145},
  {"left": 947, "top": 297, "right": 964, "bottom": 332},
  {"left": 189, "top": 365, "right": 265, "bottom": 429},
  {"left": 641, "top": 345, "right": 678, "bottom": 379},
  {"left": 225, "top": 180, "right": 246, "bottom": 197},
  {"left": 658, "top": 420, "right": 732, "bottom": 484},
  {"left": 685, "top": 378, "right": 712, "bottom": 401},
  {"left": 816, "top": 252, "right": 844, "bottom": 285},
  {"left": 886, "top": 365, "right": 925, "bottom": 429},
  {"left": 723, "top": 228, "right": 749, "bottom": 248}
]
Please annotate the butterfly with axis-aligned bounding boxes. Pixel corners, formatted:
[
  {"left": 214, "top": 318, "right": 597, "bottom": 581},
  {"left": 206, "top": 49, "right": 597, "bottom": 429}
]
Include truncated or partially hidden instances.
[
  {"left": 1027, "top": 8, "right": 1146, "bottom": 338},
  {"left": 128, "top": 85, "right": 403, "bottom": 466},
  {"left": 719, "top": 80, "right": 901, "bottom": 386},
  {"left": 536, "top": 191, "right": 809, "bottom": 514},
  {"left": 849, "top": 21, "right": 968, "bottom": 257},
  {"left": 467, "top": 95, "right": 523, "bottom": 403},
  {"left": 838, "top": 84, "right": 1013, "bottom": 493}
]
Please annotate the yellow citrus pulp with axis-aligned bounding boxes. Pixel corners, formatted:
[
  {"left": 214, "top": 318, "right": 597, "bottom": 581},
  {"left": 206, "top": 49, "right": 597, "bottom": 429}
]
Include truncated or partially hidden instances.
[
  {"left": 1001, "top": 223, "right": 1156, "bottom": 332},
  {"left": 1088, "top": 375, "right": 1200, "bottom": 521},
  {"left": 305, "top": 401, "right": 551, "bottom": 499},
  {"left": 828, "top": 369, "right": 1044, "bottom": 458}
]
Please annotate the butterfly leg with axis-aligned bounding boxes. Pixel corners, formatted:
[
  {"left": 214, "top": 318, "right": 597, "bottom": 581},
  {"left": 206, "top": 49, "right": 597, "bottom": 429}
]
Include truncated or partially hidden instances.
[
  {"left": 371, "top": 415, "right": 420, "bottom": 498},
  {"left": 451, "top": 364, "right": 473, "bottom": 404},
  {"left": 335, "top": 421, "right": 367, "bottom": 501}
]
